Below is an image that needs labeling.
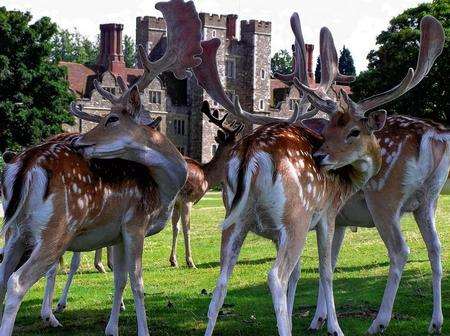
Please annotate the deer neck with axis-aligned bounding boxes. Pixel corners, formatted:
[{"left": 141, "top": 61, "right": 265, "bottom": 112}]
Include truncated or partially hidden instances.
[
  {"left": 137, "top": 148, "right": 187, "bottom": 202},
  {"left": 203, "top": 145, "right": 231, "bottom": 188},
  {"left": 347, "top": 140, "right": 382, "bottom": 191}
]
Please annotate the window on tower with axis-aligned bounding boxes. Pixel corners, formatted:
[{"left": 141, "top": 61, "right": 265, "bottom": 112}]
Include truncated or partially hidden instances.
[
  {"left": 149, "top": 91, "right": 162, "bottom": 104},
  {"left": 289, "top": 98, "right": 300, "bottom": 111},
  {"left": 225, "top": 59, "right": 236, "bottom": 79}
]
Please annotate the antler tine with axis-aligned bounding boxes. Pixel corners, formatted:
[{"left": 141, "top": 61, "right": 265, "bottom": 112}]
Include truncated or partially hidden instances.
[
  {"left": 135, "top": 0, "right": 203, "bottom": 92},
  {"left": 201, "top": 101, "right": 236, "bottom": 133},
  {"left": 69, "top": 102, "right": 102, "bottom": 123},
  {"left": 274, "top": 13, "right": 308, "bottom": 86},
  {"left": 117, "top": 76, "right": 128, "bottom": 93},
  {"left": 193, "top": 38, "right": 304, "bottom": 125},
  {"left": 93, "top": 79, "right": 121, "bottom": 104},
  {"left": 358, "top": 15, "right": 444, "bottom": 113},
  {"left": 294, "top": 25, "right": 355, "bottom": 115}
]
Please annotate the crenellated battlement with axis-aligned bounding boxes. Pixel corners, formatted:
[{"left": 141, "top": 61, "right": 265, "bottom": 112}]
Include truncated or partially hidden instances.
[
  {"left": 199, "top": 13, "right": 228, "bottom": 28},
  {"left": 240, "top": 19, "right": 271, "bottom": 35},
  {"left": 136, "top": 16, "right": 166, "bottom": 30}
]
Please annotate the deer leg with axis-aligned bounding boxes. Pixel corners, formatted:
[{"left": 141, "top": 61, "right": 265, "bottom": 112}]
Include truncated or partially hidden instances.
[
  {"left": 366, "top": 201, "right": 409, "bottom": 335},
  {"left": 55, "top": 252, "right": 81, "bottom": 313},
  {"left": 268, "top": 229, "right": 306, "bottom": 336},
  {"left": 0, "top": 241, "right": 66, "bottom": 336},
  {"left": 286, "top": 260, "right": 300, "bottom": 329},
  {"left": 414, "top": 198, "right": 443, "bottom": 334},
  {"left": 169, "top": 205, "right": 180, "bottom": 267},
  {"left": 107, "top": 246, "right": 114, "bottom": 272},
  {"left": 123, "top": 232, "right": 148, "bottom": 336},
  {"left": 316, "top": 216, "right": 344, "bottom": 336},
  {"left": 105, "top": 244, "right": 127, "bottom": 336},
  {"left": 205, "top": 223, "right": 248, "bottom": 336},
  {"left": 94, "top": 249, "right": 106, "bottom": 273},
  {"left": 0, "top": 234, "right": 26, "bottom": 321},
  {"left": 310, "top": 225, "right": 346, "bottom": 331},
  {"left": 181, "top": 202, "right": 195, "bottom": 268},
  {"left": 40, "top": 263, "right": 62, "bottom": 327}
]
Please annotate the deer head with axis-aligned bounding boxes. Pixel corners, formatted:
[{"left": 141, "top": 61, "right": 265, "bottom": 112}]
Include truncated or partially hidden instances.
[
  {"left": 201, "top": 101, "right": 244, "bottom": 148},
  {"left": 71, "top": 0, "right": 203, "bottom": 190},
  {"left": 300, "top": 16, "right": 444, "bottom": 186}
]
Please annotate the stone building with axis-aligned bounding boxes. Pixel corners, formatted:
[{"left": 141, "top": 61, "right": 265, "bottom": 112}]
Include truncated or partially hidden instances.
[{"left": 61, "top": 13, "right": 349, "bottom": 163}]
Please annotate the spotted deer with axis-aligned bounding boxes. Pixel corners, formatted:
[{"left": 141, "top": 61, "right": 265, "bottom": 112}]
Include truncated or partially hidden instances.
[
  {"left": 0, "top": 1, "right": 202, "bottom": 335},
  {"left": 308, "top": 114, "right": 450, "bottom": 335},
  {"left": 39, "top": 101, "right": 243, "bottom": 317},
  {"left": 194, "top": 13, "right": 443, "bottom": 336},
  {"left": 169, "top": 102, "right": 244, "bottom": 268}
]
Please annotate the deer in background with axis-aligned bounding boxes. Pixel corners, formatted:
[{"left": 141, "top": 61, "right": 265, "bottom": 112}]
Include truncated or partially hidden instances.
[
  {"left": 169, "top": 101, "right": 244, "bottom": 268},
  {"left": 193, "top": 12, "right": 442, "bottom": 336},
  {"left": 0, "top": 1, "right": 202, "bottom": 335}
]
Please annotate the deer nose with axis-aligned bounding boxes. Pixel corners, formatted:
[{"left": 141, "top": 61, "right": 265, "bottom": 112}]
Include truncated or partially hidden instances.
[
  {"left": 313, "top": 152, "right": 328, "bottom": 165},
  {"left": 71, "top": 137, "right": 92, "bottom": 151}
]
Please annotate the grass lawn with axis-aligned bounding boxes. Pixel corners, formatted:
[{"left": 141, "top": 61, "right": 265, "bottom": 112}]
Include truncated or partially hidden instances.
[{"left": 5, "top": 192, "right": 450, "bottom": 335}]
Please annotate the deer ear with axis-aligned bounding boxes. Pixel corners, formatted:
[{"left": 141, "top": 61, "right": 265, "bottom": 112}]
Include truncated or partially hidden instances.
[
  {"left": 365, "top": 109, "right": 387, "bottom": 132},
  {"left": 128, "top": 85, "right": 141, "bottom": 111},
  {"left": 201, "top": 101, "right": 210, "bottom": 113},
  {"left": 301, "top": 118, "right": 328, "bottom": 136}
]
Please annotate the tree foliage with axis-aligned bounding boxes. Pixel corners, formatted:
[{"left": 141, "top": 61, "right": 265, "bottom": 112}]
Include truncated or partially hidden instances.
[
  {"left": 271, "top": 49, "right": 293, "bottom": 75},
  {"left": 315, "top": 56, "right": 321, "bottom": 83},
  {"left": 338, "top": 45, "right": 356, "bottom": 76},
  {"left": 50, "top": 28, "right": 98, "bottom": 67},
  {"left": 351, "top": 0, "right": 449, "bottom": 123},
  {"left": 0, "top": 7, "right": 74, "bottom": 152},
  {"left": 123, "top": 35, "right": 135, "bottom": 68}
]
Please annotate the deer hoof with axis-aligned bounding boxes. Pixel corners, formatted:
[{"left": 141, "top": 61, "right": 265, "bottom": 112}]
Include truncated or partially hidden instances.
[
  {"left": 95, "top": 262, "right": 107, "bottom": 273},
  {"left": 55, "top": 303, "right": 67, "bottom": 313},
  {"left": 42, "top": 314, "right": 62, "bottom": 328}
]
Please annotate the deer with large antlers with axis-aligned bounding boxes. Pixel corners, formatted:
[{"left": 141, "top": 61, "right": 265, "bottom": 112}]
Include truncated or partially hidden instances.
[
  {"left": 0, "top": 1, "right": 202, "bottom": 335},
  {"left": 34, "top": 101, "right": 243, "bottom": 319},
  {"left": 305, "top": 21, "right": 448, "bottom": 336},
  {"left": 192, "top": 12, "right": 443, "bottom": 336},
  {"left": 170, "top": 102, "right": 244, "bottom": 268}
]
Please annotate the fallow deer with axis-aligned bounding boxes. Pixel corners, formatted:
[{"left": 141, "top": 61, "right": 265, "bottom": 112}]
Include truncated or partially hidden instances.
[
  {"left": 194, "top": 13, "right": 443, "bottom": 336},
  {"left": 308, "top": 114, "right": 450, "bottom": 335},
  {"left": 39, "top": 101, "right": 243, "bottom": 318},
  {"left": 169, "top": 102, "right": 244, "bottom": 268},
  {"left": 0, "top": 1, "right": 202, "bottom": 335}
]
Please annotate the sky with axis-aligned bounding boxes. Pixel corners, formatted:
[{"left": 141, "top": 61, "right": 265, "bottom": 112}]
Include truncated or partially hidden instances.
[{"left": 3, "top": 0, "right": 427, "bottom": 73}]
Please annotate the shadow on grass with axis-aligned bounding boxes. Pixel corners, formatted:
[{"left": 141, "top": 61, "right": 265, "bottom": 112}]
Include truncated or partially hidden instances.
[
  {"left": 14, "top": 268, "right": 450, "bottom": 336},
  {"left": 196, "top": 257, "right": 276, "bottom": 269}
]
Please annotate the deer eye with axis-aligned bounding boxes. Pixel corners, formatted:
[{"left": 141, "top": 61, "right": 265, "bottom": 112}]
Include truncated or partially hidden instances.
[
  {"left": 347, "top": 128, "right": 360, "bottom": 139},
  {"left": 105, "top": 115, "right": 119, "bottom": 126}
]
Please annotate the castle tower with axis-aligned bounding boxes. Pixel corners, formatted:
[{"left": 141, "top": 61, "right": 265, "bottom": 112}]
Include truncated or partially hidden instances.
[
  {"left": 136, "top": 16, "right": 167, "bottom": 67},
  {"left": 96, "top": 24, "right": 125, "bottom": 75},
  {"left": 240, "top": 20, "right": 272, "bottom": 114}
]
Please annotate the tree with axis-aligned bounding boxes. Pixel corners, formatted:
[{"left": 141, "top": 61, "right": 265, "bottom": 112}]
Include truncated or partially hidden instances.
[
  {"left": 50, "top": 28, "right": 98, "bottom": 67},
  {"left": 351, "top": 0, "right": 449, "bottom": 124},
  {"left": 315, "top": 56, "right": 321, "bottom": 83},
  {"left": 0, "top": 7, "right": 74, "bottom": 152},
  {"left": 338, "top": 45, "right": 356, "bottom": 76},
  {"left": 123, "top": 35, "right": 135, "bottom": 68},
  {"left": 271, "top": 49, "right": 293, "bottom": 75}
]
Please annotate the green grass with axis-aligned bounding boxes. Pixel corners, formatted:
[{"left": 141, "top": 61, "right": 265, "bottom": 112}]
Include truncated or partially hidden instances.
[{"left": 8, "top": 192, "right": 450, "bottom": 335}]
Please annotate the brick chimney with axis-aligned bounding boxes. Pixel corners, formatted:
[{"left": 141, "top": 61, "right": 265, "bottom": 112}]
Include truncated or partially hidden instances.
[
  {"left": 305, "top": 44, "right": 314, "bottom": 82},
  {"left": 97, "top": 23, "right": 125, "bottom": 75},
  {"left": 226, "top": 14, "right": 238, "bottom": 39}
]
